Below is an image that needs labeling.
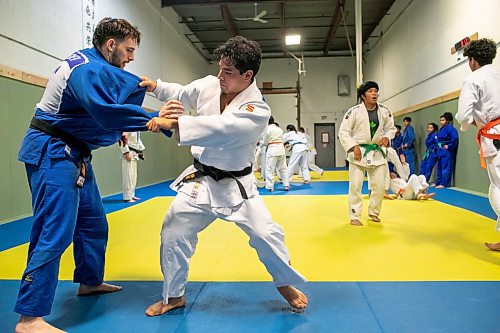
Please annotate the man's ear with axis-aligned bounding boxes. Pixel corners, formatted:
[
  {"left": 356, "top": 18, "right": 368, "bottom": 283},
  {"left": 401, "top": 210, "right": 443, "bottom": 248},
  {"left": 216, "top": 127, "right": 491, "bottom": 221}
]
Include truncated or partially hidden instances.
[
  {"left": 244, "top": 70, "right": 253, "bottom": 81},
  {"left": 105, "top": 39, "right": 116, "bottom": 52}
]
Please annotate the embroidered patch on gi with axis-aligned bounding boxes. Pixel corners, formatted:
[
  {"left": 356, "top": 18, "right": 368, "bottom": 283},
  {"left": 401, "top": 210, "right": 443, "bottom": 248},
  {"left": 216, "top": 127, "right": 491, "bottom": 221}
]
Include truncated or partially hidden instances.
[
  {"left": 351, "top": 209, "right": 355, "bottom": 213},
  {"left": 65, "top": 51, "right": 87, "bottom": 69},
  {"left": 245, "top": 104, "right": 255, "bottom": 112},
  {"left": 24, "top": 274, "right": 33, "bottom": 282}
]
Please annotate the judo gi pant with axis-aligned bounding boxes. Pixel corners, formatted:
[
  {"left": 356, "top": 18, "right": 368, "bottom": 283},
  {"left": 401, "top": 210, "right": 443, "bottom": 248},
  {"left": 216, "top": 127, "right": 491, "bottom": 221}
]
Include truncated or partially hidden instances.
[
  {"left": 403, "top": 148, "right": 416, "bottom": 175},
  {"left": 349, "top": 163, "right": 385, "bottom": 220},
  {"left": 307, "top": 152, "right": 324, "bottom": 175},
  {"left": 435, "top": 149, "right": 453, "bottom": 187},
  {"left": 286, "top": 150, "right": 310, "bottom": 182},
  {"left": 122, "top": 157, "right": 138, "bottom": 200},
  {"left": 486, "top": 154, "right": 500, "bottom": 232},
  {"left": 265, "top": 154, "right": 289, "bottom": 189},
  {"left": 14, "top": 154, "right": 108, "bottom": 317},
  {"left": 401, "top": 175, "right": 429, "bottom": 200},
  {"left": 159, "top": 192, "right": 307, "bottom": 301}
]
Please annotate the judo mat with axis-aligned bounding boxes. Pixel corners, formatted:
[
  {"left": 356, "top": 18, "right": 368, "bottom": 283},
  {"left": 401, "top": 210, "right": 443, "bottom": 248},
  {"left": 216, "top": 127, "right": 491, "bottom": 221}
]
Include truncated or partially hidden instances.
[{"left": 1, "top": 171, "right": 499, "bottom": 332}]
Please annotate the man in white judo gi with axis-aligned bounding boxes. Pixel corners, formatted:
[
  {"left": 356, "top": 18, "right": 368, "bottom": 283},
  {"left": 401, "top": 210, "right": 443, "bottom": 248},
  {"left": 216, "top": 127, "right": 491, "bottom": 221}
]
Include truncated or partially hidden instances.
[
  {"left": 263, "top": 116, "right": 289, "bottom": 191},
  {"left": 119, "top": 132, "right": 145, "bottom": 202},
  {"left": 456, "top": 38, "right": 500, "bottom": 251},
  {"left": 141, "top": 36, "right": 308, "bottom": 315},
  {"left": 298, "top": 127, "right": 324, "bottom": 177},
  {"left": 339, "top": 81, "right": 397, "bottom": 226}
]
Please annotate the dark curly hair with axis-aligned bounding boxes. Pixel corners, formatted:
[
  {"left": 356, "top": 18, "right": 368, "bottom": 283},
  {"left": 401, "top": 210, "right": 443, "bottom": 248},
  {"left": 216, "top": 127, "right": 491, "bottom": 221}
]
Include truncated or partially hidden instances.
[
  {"left": 92, "top": 18, "right": 141, "bottom": 48},
  {"left": 213, "top": 36, "right": 261, "bottom": 80},
  {"left": 463, "top": 38, "right": 497, "bottom": 66}
]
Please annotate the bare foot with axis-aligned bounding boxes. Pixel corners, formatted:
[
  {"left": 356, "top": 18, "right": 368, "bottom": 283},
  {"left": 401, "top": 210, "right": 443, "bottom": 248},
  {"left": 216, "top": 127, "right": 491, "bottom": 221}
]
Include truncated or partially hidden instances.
[
  {"left": 15, "top": 316, "right": 66, "bottom": 333},
  {"left": 485, "top": 242, "right": 500, "bottom": 251},
  {"left": 124, "top": 199, "right": 136, "bottom": 203},
  {"left": 277, "top": 286, "right": 308, "bottom": 310},
  {"left": 77, "top": 283, "right": 122, "bottom": 296},
  {"left": 145, "top": 297, "right": 186, "bottom": 317},
  {"left": 369, "top": 215, "right": 381, "bottom": 222},
  {"left": 417, "top": 192, "right": 436, "bottom": 200},
  {"left": 132, "top": 196, "right": 141, "bottom": 200},
  {"left": 284, "top": 186, "right": 289, "bottom": 191},
  {"left": 435, "top": 185, "right": 445, "bottom": 189},
  {"left": 350, "top": 219, "right": 363, "bottom": 226}
]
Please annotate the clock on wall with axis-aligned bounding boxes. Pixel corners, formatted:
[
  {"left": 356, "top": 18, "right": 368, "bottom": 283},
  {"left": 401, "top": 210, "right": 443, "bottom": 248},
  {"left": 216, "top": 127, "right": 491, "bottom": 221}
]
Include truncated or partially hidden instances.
[{"left": 451, "top": 32, "right": 478, "bottom": 54}]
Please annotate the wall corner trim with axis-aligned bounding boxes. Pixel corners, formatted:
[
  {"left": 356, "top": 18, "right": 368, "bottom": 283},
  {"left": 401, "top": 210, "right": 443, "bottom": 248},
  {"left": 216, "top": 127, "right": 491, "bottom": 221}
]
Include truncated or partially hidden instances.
[{"left": 393, "top": 90, "right": 461, "bottom": 117}]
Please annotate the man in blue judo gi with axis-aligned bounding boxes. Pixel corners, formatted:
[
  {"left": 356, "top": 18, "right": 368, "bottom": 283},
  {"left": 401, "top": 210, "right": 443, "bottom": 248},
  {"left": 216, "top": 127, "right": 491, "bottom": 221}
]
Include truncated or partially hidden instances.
[
  {"left": 14, "top": 18, "right": 168, "bottom": 333},
  {"left": 402, "top": 116, "right": 416, "bottom": 174},
  {"left": 434, "top": 113, "right": 459, "bottom": 188}
]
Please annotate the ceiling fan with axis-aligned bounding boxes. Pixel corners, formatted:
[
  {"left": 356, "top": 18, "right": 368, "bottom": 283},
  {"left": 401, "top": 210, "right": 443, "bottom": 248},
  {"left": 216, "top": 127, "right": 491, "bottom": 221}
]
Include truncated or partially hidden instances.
[{"left": 235, "top": 3, "right": 268, "bottom": 24}]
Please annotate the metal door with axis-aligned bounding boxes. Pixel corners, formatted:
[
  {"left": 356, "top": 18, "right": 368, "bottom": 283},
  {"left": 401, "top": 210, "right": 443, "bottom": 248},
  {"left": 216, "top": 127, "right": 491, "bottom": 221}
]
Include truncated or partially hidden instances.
[{"left": 314, "top": 123, "right": 336, "bottom": 168}]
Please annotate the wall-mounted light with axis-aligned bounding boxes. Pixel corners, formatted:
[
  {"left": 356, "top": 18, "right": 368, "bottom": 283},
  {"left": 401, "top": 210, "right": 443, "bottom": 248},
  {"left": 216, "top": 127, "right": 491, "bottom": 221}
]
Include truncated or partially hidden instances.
[{"left": 285, "top": 35, "right": 301, "bottom": 45}]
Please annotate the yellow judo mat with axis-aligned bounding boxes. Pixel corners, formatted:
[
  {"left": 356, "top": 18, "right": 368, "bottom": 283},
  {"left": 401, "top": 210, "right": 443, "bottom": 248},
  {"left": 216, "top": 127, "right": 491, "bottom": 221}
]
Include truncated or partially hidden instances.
[
  {"left": 255, "top": 170, "right": 352, "bottom": 182},
  {"left": 1, "top": 195, "right": 499, "bottom": 281}
]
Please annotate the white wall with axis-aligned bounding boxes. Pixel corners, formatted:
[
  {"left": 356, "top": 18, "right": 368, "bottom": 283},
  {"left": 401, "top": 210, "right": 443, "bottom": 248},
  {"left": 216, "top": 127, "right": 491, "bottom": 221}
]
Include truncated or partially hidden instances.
[
  {"left": 0, "top": 0, "right": 210, "bottom": 109},
  {"left": 258, "top": 57, "right": 357, "bottom": 166},
  {"left": 364, "top": 0, "right": 500, "bottom": 112}
]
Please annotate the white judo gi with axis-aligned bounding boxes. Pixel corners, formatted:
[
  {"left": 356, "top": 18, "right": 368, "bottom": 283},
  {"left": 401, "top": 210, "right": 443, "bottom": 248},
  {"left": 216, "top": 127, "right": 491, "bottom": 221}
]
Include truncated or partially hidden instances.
[
  {"left": 339, "top": 103, "right": 396, "bottom": 220},
  {"left": 283, "top": 131, "right": 310, "bottom": 182},
  {"left": 456, "top": 64, "right": 500, "bottom": 232},
  {"left": 119, "top": 132, "right": 145, "bottom": 201},
  {"left": 263, "top": 123, "right": 289, "bottom": 190},
  {"left": 152, "top": 75, "right": 306, "bottom": 301},
  {"left": 303, "top": 132, "right": 324, "bottom": 175}
]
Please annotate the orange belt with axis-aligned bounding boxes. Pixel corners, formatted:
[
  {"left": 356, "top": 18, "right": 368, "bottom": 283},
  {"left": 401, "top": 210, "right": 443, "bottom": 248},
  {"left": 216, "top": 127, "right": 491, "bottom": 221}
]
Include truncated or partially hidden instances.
[
  {"left": 397, "top": 188, "right": 405, "bottom": 198},
  {"left": 477, "top": 117, "right": 500, "bottom": 168},
  {"left": 268, "top": 141, "right": 283, "bottom": 145}
]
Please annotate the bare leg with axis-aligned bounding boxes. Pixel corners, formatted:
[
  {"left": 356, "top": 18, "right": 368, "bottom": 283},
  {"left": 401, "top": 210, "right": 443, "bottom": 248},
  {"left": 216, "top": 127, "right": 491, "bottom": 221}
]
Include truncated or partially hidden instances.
[
  {"left": 145, "top": 296, "right": 186, "bottom": 317},
  {"left": 277, "top": 286, "right": 308, "bottom": 310},
  {"left": 77, "top": 282, "right": 122, "bottom": 296},
  {"left": 485, "top": 242, "right": 500, "bottom": 251},
  {"left": 350, "top": 219, "right": 363, "bottom": 226},
  {"left": 15, "top": 316, "right": 66, "bottom": 333}
]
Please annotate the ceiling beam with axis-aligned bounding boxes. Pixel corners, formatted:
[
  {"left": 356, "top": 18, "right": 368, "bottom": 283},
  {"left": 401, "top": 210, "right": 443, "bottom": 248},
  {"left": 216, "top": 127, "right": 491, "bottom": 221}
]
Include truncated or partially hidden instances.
[
  {"left": 280, "top": 1, "right": 286, "bottom": 56},
  {"left": 322, "top": 0, "right": 345, "bottom": 56},
  {"left": 220, "top": 4, "right": 238, "bottom": 37},
  {"left": 162, "top": 0, "right": 305, "bottom": 6}
]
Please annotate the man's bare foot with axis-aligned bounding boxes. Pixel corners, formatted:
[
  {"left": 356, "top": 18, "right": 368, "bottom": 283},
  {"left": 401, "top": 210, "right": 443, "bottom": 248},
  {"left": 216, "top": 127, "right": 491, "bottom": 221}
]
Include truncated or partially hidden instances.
[
  {"left": 485, "top": 242, "right": 500, "bottom": 251},
  {"left": 145, "top": 296, "right": 186, "bottom": 317},
  {"left": 435, "top": 185, "right": 445, "bottom": 189},
  {"left": 417, "top": 192, "right": 436, "bottom": 200},
  {"left": 77, "top": 283, "right": 122, "bottom": 296},
  {"left": 350, "top": 219, "right": 363, "bottom": 226},
  {"left": 369, "top": 215, "right": 381, "bottom": 222},
  {"left": 15, "top": 316, "right": 66, "bottom": 333},
  {"left": 277, "top": 286, "right": 308, "bottom": 310}
]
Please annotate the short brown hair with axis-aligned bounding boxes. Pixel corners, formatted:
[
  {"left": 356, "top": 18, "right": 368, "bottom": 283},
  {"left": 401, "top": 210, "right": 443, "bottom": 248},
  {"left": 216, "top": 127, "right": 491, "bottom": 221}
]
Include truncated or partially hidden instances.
[{"left": 92, "top": 18, "right": 141, "bottom": 48}]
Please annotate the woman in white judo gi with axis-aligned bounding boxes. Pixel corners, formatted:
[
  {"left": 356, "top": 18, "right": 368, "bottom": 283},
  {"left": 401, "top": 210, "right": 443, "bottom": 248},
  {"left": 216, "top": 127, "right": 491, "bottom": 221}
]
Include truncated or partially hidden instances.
[
  {"left": 142, "top": 36, "right": 308, "bottom": 315},
  {"left": 339, "top": 81, "right": 396, "bottom": 226},
  {"left": 455, "top": 38, "right": 500, "bottom": 251},
  {"left": 283, "top": 124, "right": 310, "bottom": 184}
]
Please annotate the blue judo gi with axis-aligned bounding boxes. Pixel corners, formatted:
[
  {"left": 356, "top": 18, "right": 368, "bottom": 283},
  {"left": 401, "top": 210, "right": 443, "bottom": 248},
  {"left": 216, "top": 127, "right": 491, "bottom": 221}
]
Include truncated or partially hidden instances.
[
  {"left": 419, "top": 131, "right": 438, "bottom": 181},
  {"left": 14, "top": 47, "right": 168, "bottom": 317},
  {"left": 402, "top": 124, "right": 416, "bottom": 174},
  {"left": 434, "top": 124, "right": 459, "bottom": 187},
  {"left": 391, "top": 133, "right": 403, "bottom": 156}
]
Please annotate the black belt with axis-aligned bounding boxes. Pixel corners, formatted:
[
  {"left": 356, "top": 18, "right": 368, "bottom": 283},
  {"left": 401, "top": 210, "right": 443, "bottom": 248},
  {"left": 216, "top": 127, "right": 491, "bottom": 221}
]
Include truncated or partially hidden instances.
[
  {"left": 29, "top": 117, "right": 91, "bottom": 158},
  {"left": 182, "top": 159, "right": 252, "bottom": 199},
  {"left": 29, "top": 117, "right": 91, "bottom": 189},
  {"left": 128, "top": 147, "right": 144, "bottom": 160}
]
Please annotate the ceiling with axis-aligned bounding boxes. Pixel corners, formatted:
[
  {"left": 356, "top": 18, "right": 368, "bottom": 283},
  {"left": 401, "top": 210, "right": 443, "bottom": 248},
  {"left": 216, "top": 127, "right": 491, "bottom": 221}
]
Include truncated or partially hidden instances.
[{"left": 161, "top": 0, "right": 395, "bottom": 61}]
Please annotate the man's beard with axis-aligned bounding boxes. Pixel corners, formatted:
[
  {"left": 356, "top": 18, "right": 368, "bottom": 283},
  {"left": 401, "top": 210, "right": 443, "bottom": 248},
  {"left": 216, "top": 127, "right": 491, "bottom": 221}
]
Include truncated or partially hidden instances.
[{"left": 109, "top": 50, "right": 125, "bottom": 69}]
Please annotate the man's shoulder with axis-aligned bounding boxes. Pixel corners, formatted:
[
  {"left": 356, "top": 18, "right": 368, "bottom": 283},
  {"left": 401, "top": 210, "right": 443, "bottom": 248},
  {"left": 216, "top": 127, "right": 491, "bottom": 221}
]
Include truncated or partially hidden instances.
[{"left": 343, "top": 104, "right": 361, "bottom": 119}]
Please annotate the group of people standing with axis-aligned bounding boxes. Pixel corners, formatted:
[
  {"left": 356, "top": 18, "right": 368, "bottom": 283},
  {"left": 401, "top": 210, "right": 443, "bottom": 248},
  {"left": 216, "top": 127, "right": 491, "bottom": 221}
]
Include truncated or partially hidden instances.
[
  {"left": 256, "top": 120, "right": 324, "bottom": 192},
  {"left": 9, "top": 13, "right": 500, "bottom": 333},
  {"left": 340, "top": 38, "right": 500, "bottom": 253}
]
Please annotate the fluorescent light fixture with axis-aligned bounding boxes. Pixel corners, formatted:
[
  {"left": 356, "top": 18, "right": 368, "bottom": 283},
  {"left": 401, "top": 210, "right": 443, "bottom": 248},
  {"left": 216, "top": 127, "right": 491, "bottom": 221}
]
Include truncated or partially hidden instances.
[{"left": 285, "top": 35, "right": 301, "bottom": 45}]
